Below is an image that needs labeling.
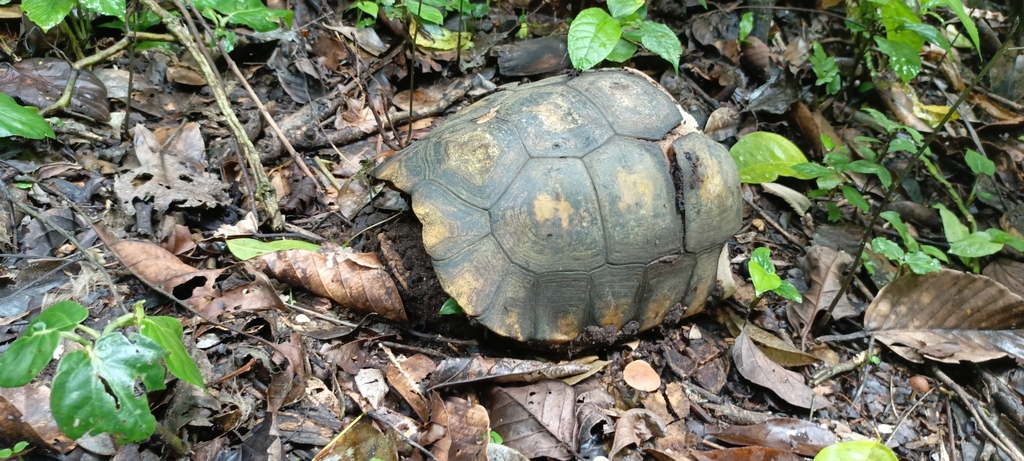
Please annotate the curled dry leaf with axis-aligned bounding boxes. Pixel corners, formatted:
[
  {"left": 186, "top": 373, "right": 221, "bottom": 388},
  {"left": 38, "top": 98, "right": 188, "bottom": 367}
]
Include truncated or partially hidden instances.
[
  {"left": 692, "top": 446, "right": 805, "bottom": 461},
  {"left": 489, "top": 380, "right": 576, "bottom": 460},
  {"left": 252, "top": 247, "right": 406, "bottom": 322},
  {"left": 733, "top": 330, "right": 831, "bottom": 410},
  {"left": 761, "top": 182, "right": 812, "bottom": 216},
  {"left": 354, "top": 368, "right": 388, "bottom": 410},
  {"left": 609, "top": 408, "right": 667, "bottom": 458},
  {"left": 726, "top": 312, "right": 820, "bottom": 367},
  {"left": 0, "top": 58, "right": 110, "bottom": 122},
  {"left": 429, "top": 394, "right": 490, "bottom": 461},
  {"left": 789, "top": 245, "right": 857, "bottom": 338},
  {"left": 428, "top": 357, "right": 590, "bottom": 390},
  {"left": 708, "top": 417, "right": 835, "bottom": 456},
  {"left": 95, "top": 223, "right": 283, "bottom": 316},
  {"left": 740, "top": 37, "right": 771, "bottom": 82},
  {"left": 623, "top": 360, "right": 661, "bottom": 392},
  {"left": 0, "top": 386, "right": 76, "bottom": 453},
  {"left": 312, "top": 418, "right": 398, "bottom": 461},
  {"left": 383, "top": 350, "right": 436, "bottom": 422},
  {"left": 864, "top": 269, "right": 1024, "bottom": 363},
  {"left": 983, "top": 258, "right": 1024, "bottom": 299}
]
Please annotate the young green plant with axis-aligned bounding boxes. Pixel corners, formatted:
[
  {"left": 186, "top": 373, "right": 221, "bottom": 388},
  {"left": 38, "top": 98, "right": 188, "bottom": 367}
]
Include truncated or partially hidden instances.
[
  {"left": 748, "top": 247, "right": 802, "bottom": 310},
  {"left": 567, "top": 0, "right": 682, "bottom": 72},
  {"left": 0, "top": 301, "right": 205, "bottom": 444}
]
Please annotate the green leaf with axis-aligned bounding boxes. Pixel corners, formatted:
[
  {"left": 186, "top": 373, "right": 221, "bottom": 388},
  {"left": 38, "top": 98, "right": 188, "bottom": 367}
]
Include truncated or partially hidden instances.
[
  {"left": 842, "top": 186, "right": 869, "bottom": 213},
  {"left": 887, "top": 138, "right": 918, "bottom": 154},
  {"left": 861, "top": 108, "right": 901, "bottom": 134},
  {"left": 0, "top": 301, "right": 87, "bottom": 388},
  {"left": 351, "top": 1, "right": 379, "bottom": 16},
  {"left": 904, "top": 251, "right": 941, "bottom": 274},
  {"left": 489, "top": 430, "right": 504, "bottom": 444},
  {"left": 899, "top": 22, "right": 949, "bottom": 52},
  {"left": 439, "top": 298, "right": 465, "bottom": 315},
  {"left": 790, "top": 163, "right": 833, "bottom": 178},
  {"left": 605, "top": 39, "right": 638, "bottom": 62},
  {"left": 935, "top": 0, "right": 980, "bottom": 53},
  {"left": 226, "top": 238, "right": 321, "bottom": 261},
  {"left": 843, "top": 160, "right": 892, "bottom": 189},
  {"left": 875, "top": 36, "right": 922, "bottom": 82},
  {"left": 51, "top": 333, "right": 167, "bottom": 443},
  {"left": 607, "top": 0, "right": 643, "bottom": 19},
  {"left": 193, "top": 0, "right": 293, "bottom": 31},
  {"left": 949, "top": 231, "right": 1003, "bottom": 258},
  {"left": 637, "top": 21, "right": 681, "bottom": 74},
  {"left": 729, "top": 132, "right": 811, "bottom": 183},
  {"left": 813, "top": 440, "right": 898, "bottom": 461},
  {"left": 567, "top": 8, "right": 622, "bottom": 70},
  {"left": 405, "top": 0, "right": 444, "bottom": 24},
  {"left": 809, "top": 42, "right": 840, "bottom": 95},
  {"left": 827, "top": 202, "right": 841, "bottom": 222},
  {"left": 934, "top": 203, "right": 969, "bottom": 243},
  {"left": 140, "top": 316, "right": 205, "bottom": 389},
  {"left": 0, "top": 94, "right": 55, "bottom": 140},
  {"left": 920, "top": 244, "right": 949, "bottom": 262},
  {"left": 774, "top": 281, "right": 803, "bottom": 303},
  {"left": 964, "top": 149, "right": 995, "bottom": 177},
  {"left": 738, "top": 12, "right": 753, "bottom": 42},
  {"left": 985, "top": 228, "right": 1024, "bottom": 252},
  {"left": 879, "top": 210, "right": 919, "bottom": 252},
  {"left": 80, "top": 0, "right": 126, "bottom": 21},
  {"left": 871, "top": 237, "right": 905, "bottom": 261},
  {"left": 749, "top": 247, "right": 782, "bottom": 297},
  {"left": 21, "top": 0, "right": 75, "bottom": 31}
]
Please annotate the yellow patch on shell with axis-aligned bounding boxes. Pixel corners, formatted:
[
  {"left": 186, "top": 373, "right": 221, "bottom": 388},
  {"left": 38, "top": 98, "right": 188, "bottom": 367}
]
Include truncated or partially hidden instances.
[
  {"left": 533, "top": 193, "right": 574, "bottom": 229},
  {"left": 615, "top": 169, "right": 655, "bottom": 213},
  {"left": 528, "top": 100, "right": 583, "bottom": 133},
  {"left": 444, "top": 130, "right": 500, "bottom": 188}
]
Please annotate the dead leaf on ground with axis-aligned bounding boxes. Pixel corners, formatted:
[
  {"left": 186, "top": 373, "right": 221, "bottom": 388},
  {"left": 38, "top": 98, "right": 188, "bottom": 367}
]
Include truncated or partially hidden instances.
[
  {"left": 864, "top": 269, "right": 1024, "bottom": 363},
  {"left": 624, "top": 360, "right": 662, "bottom": 392},
  {"left": 789, "top": 245, "right": 857, "bottom": 337},
  {"left": 428, "top": 357, "right": 590, "bottom": 390},
  {"left": 983, "top": 258, "right": 1024, "bottom": 299},
  {"left": 708, "top": 418, "right": 835, "bottom": 456},
  {"left": 429, "top": 394, "right": 490, "bottom": 461},
  {"left": 114, "top": 124, "right": 229, "bottom": 217},
  {"left": 0, "top": 58, "right": 110, "bottom": 122},
  {"left": 0, "top": 386, "right": 76, "bottom": 454},
  {"left": 726, "top": 312, "right": 820, "bottom": 367},
  {"left": 354, "top": 368, "right": 389, "bottom": 410},
  {"left": 383, "top": 348, "right": 436, "bottom": 422},
  {"left": 691, "top": 446, "right": 805, "bottom": 461},
  {"left": 576, "top": 388, "right": 615, "bottom": 457},
  {"left": 312, "top": 418, "right": 397, "bottom": 461},
  {"left": 609, "top": 408, "right": 667, "bottom": 458},
  {"left": 252, "top": 246, "right": 406, "bottom": 322},
  {"left": 489, "top": 380, "right": 576, "bottom": 460},
  {"left": 733, "top": 330, "right": 831, "bottom": 410}
]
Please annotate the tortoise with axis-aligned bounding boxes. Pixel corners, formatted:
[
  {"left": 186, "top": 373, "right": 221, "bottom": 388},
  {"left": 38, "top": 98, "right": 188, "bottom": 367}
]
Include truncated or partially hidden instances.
[{"left": 374, "top": 69, "right": 742, "bottom": 342}]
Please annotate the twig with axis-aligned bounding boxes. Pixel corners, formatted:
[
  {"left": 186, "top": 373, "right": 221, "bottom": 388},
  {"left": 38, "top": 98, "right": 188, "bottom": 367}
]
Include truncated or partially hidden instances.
[
  {"left": 742, "top": 195, "right": 804, "bottom": 246},
  {"left": 932, "top": 366, "right": 1024, "bottom": 461}
]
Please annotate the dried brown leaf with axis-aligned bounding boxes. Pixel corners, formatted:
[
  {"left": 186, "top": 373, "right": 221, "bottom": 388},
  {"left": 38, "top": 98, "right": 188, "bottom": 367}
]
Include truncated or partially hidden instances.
[
  {"left": 789, "top": 245, "right": 857, "bottom": 337},
  {"left": 384, "top": 350, "right": 435, "bottom": 422},
  {"left": 428, "top": 357, "right": 589, "bottom": 390},
  {"left": 0, "top": 58, "right": 109, "bottom": 122},
  {"left": 691, "top": 446, "right": 805, "bottom": 461},
  {"left": 253, "top": 248, "right": 406, "bottom": 322},
  {"left": 726, "top": 312, "right": 820, "bottom": 367},
  {"left": 708, "top": 418, "right": 835, "bottom": 456},
  {"left": 489, "top": 380, "right": 576, "bottom": 460},
  {"left": 984, "top": 258, "right": 1024, "bottom": 299},
  {"left": 312, "top": 418, "right": 397, "bottom": 461},
  {"left": 428, "top": 395, "right": 489, "bottom": 461},
  {"left": 864, "top": 269, "right": 1024, "bottom": 363},
  {"left": 609, "top": 408, "right": 667, "bottom": 458},
  {"left": 733, "top": 331, "right": 830, "bottom": 410}
]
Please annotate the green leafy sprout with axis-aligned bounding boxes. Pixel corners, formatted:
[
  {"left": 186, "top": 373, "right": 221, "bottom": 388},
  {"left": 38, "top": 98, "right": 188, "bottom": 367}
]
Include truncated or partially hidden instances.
[
  {"left": 567, "top": 0, "right": 682, "bottom": 72},
  {"left": 0, "top": 301, "right": 205, "bottom": 444},
  {"left": 748, "top": 247, "right": 802, "bottom": 304}
]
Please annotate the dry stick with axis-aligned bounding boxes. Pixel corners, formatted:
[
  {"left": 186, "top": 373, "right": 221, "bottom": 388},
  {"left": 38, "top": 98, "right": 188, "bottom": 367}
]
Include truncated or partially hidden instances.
[
  {"left": 138, "top": 0, "right": 283, "bottom": 230},
  {"left": 742, "top": 195, "right": 803, "bottom": 246},
  {"left": 180, "top": 1, "right": 322, "bottom": 192},
  {"left": 932, "top": 366, "right": 1024, "bottom": 461},
  {"left": 819, "top": 19, "right": 1020, "bottom": 327}
]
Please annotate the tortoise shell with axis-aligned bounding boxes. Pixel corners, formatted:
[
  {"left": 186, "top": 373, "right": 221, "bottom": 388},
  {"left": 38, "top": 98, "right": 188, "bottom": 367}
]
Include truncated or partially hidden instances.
[{"left": 374, "top": 69, "right": 742, "bottom": 342}]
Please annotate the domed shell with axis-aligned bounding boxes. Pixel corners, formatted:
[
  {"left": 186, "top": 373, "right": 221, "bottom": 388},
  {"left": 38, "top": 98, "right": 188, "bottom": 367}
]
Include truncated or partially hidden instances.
[{"left": 374, "top": 69, "right": 742, "bottom": 342}]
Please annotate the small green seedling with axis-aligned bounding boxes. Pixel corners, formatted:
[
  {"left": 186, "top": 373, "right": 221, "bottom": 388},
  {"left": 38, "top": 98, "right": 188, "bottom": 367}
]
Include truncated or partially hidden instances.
[
  {"left": 0, "top": 441, "right": 29, "bottom": 459},
  {"left": 748, "top": 247, "right": 802, "bottom": 305},
  {"left": 567, "top": 0, "right": 681, "bottom": 72},
  {"left": 935, "top": 204, "right": 1024, "bottom": 273},
  {"left": 810, "top": 42, "right": 841, "bottom": 95},
  {"left": 870, "top": 211, "right": 944, "bottom": 276},
  {"left": 0, "top": 301, "right": 205, "bottom": 444},
  {"left": 438, "top": 298, "right": 465, "bottom": 315}
]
